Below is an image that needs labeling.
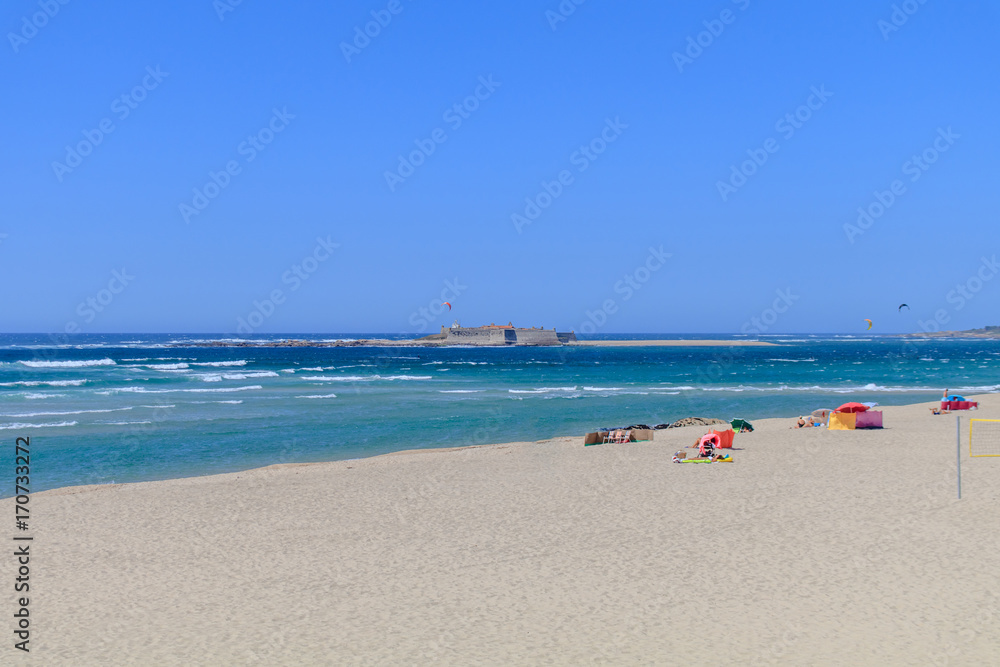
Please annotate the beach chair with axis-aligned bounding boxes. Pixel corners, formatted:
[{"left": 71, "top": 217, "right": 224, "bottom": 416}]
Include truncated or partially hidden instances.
[{"left": 601, "top": 429, "right": 631, "bottom": 444}]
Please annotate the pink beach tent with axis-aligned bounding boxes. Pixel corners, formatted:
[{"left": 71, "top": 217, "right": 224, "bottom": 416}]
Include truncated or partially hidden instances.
[
  {"left": 854, "top": 410, "right": 883, "bottom": 429},
  {"left": 698, "top": 432, "right": 720, "bottom": 457}
]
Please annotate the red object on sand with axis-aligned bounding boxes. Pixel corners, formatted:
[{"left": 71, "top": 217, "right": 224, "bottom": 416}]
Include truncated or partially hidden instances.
[
  {"left": 855, "top": 411, "right": 883, "bottom": 429},
  {"left": 710, "top": 429, "right": 735, "bottom": 449},
  {"left": 835, "top": 402, "right": 869, "bottom": 413},
  {"left": 942, "top": 400, "right": 978, "bottom": 411}
]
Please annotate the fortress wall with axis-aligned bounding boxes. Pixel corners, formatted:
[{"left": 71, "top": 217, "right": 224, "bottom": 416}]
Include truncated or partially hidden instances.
[
  {"left": 444, "top": 328, "right": 514, "bottom": 345},
  {"left": 512, "top": 329, "right": 561, "bottom": 345},
  {"left": 443, "top": 327, "right": 570, "bottom": 345}
]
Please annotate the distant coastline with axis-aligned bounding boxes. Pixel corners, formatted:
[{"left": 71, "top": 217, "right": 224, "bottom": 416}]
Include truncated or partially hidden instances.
[
  {"left": 169, "top": 338, "right": 779, "bottom": 348},
  {"left": 900, "top": 325, "right": 1000, "bottom": 339}
]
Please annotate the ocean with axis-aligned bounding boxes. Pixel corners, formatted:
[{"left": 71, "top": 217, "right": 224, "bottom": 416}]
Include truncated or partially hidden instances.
[{"left": 2, "top": 333, "right": 997, "bottom": 494}]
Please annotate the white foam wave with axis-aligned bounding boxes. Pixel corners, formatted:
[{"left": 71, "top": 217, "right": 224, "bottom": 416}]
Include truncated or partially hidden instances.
[
  {"left": 191, "top": 360, "right": 248, "bottom": 367},
  {"left": 301, "top": 374, "right": 432, "bottom": 382},
  {"left": 296, "top": 393, "right": 338, "bottom": 399},
  {"left": 19, "top": 358, "right": 115, "bottom": 368},
  {"left": 199, "top": 371, "right": 278, "bottom": 382},
  {"left": 98, "top": 385, "right": 262, "bottom": 395},
  {"left": 509, "top": 387, "right": 578, "bottom": 394},
  {"left": 0, "top": 380, "right": 87, "bottom": 387},
  {"left": 0, "top": 421, "right": 77, "bottom": 430},
  {"left": 23, "top": 393, "right": 65, "bottom": 399},
  {"left": 1, "top": 407, "right": 133, "bottom": 418}
]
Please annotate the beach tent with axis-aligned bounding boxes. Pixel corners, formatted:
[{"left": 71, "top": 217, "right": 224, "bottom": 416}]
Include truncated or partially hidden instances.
[
  {"left": 855, "top": 410, "right": 883, "bottom": 428},
  {"left": 830, "top": 402, "right": 883, "bottom": 429},
  {"left": 828, "top": 411, "right": 856, "bottom": 430},
  {"left": 709, "top": 428, "right": 736, "bottom": 448}
]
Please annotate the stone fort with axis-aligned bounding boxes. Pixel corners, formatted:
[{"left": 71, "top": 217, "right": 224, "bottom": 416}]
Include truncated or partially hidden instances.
[{"left": 437, "top": 322, "right": 577, "bottom": 346}]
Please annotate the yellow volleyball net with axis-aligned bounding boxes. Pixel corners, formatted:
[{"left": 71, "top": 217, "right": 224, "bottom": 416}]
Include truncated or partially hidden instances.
[{"left": 969, "top": 419, "right": 1000, "bottom": 458}]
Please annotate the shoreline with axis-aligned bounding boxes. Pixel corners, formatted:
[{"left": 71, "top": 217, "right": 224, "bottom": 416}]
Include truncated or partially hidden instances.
[
  {"left": 4, "top": 393, "right": 998, "bottom": 664},
  {"left": 30, "top": 392, "right": 979, "bottom": 499}
]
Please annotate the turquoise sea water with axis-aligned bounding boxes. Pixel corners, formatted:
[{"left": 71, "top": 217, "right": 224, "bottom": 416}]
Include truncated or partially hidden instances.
[{"left": 2, "top": 333, "right": 998, "bottom": 494}]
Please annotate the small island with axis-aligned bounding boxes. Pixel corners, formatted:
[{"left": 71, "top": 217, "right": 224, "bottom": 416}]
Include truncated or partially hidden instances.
[{"left": 170, "top": 323, "right": 777, "bottom": 348}]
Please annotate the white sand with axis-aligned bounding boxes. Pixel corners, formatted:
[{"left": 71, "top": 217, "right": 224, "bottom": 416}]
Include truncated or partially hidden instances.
[{"left": 4, "top": 396, "right": 1000, "bottom": 665}]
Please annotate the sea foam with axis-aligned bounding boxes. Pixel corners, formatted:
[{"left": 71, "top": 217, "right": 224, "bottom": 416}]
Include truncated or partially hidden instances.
[{"left": 19, "top": 358, "right": 116, "bottom": 368}]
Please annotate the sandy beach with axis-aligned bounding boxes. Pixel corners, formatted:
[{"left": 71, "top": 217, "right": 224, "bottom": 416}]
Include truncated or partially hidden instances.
[{"left": 5, "top": 396, "right": 1000, "bottom": 665}]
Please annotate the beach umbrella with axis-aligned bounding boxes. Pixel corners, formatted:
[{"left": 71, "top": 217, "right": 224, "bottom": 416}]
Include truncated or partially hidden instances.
[
  {"left": 835, "top": 402, "right": 869, "bottom": 413},
  {"left": 947, "top": 395, "right": 966, "bottom": 402}
]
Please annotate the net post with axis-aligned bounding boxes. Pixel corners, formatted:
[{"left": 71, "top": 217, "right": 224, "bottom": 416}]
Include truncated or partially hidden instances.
[{"left": 956, "top": 415, "right": 962, "bottom": 500}]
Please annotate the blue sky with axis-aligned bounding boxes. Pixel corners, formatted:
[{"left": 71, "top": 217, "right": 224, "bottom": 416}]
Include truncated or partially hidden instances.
[{"left": 2, "top": 0, "right": 997, "bottom": 334}]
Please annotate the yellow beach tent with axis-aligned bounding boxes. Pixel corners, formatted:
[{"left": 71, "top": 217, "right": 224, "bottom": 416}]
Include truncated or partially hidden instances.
[{"left": 828, "top": 411, "right": 856, "bottom": 430}]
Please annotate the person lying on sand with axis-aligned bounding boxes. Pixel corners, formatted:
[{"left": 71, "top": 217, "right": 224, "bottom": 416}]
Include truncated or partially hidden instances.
[
  {"left": 795, "top": 417, "right": 806, "bottom": 428},
  {"left": 930, "top": 406, "right": 950, "bottom": 415}
]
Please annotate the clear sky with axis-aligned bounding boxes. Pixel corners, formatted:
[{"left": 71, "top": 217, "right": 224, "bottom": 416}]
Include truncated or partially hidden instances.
[{"left": 2, "top": 0, "right": 997, "bottom": 334}]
